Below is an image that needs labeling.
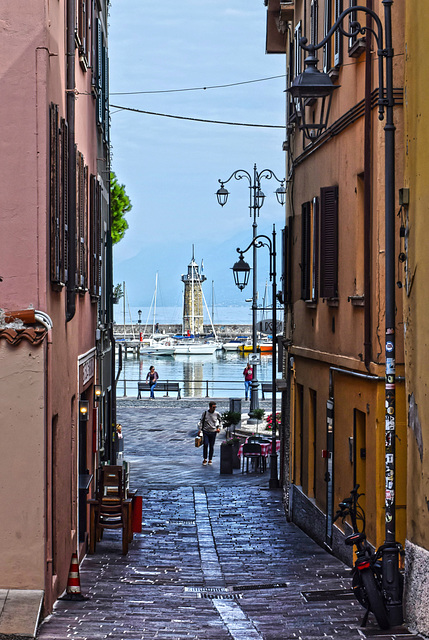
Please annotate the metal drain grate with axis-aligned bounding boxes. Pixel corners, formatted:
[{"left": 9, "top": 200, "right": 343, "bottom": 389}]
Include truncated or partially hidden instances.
[
  {"left": 301, "top": 588, "right": 354, "bottom": 602},
  {"left": 168, "top": 519, "right": 196, "bottom": 525},
  {"left": 201, "top": 593, "right": 242, "bottom": 600},
  {"left": 184, "top": 587, "right": 242, "bottom": 600},
  {"left": 185, "top": 587, "right": 230, "bottom": 593},
  {"left": 232, "top": 582, "right": 289, "bottom": 592}
]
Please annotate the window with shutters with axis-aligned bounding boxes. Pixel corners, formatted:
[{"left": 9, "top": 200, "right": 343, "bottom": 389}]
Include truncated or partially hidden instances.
[
  {"left": 301, "top": 199, "right": 319, "bottom": 302},
  {"left": 281, "top": 221, "right": 293, "bottom": 306},
  {"left": 320, "top": 185, "right": 339, "bottom": 298},
  {"left": 89, "top": 174, "right": 102, "bottom": 299},
  {"left": 76, "top": 151, "right": 88, "bottom": 292},
  {"left": 50, "top": 104, "right": 60, "bottom": 285},
  {"left": 60, "top": 118, "right": 69, "bottom": 284},
  {"left": 50, "top": 105, "right": 69, "bottom": 288},
  {"left": 348, "top": 0, "right": 366, "bottom": 57},
  {"left": 77, "top": 0, "right": 93, "bottom": 71},
  {"left": 95, "top": 17, "right": 109, "bottom": 143},
  {"left": 293, "top": 22, "right": 303, "bottom": 116},
  {"left": 323, "top": 0, "right": 343, "bottom": 72},
  {"left": 310, "top": 0, "right": 319, "bottom": 45}
]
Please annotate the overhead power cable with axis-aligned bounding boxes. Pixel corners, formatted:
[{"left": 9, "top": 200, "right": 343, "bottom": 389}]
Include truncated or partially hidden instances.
[
  {"left": 110, "top": 104, "right": 284, "bottom": 129},
  {"left": 110, "top": 74, "right": 286, "bottom": 96}
]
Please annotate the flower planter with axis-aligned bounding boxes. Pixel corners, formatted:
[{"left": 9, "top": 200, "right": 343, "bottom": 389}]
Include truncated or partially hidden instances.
[
  {"left": 220, "top": 443, "right": 234, "bottom": 474},
  {"left": 232, "top": 440, "right": 241, "bottom": 469}
]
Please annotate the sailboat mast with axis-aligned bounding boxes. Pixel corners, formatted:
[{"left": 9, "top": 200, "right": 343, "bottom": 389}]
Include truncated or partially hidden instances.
[
  {"left": 153, "top": 272, "right": 158, "bottom": 336},
  {"left": 123, "top": 281, "right": 126, "bottom": 338},
  {"left": 212, "top": 280, "right": 214, "bottom": 324}
]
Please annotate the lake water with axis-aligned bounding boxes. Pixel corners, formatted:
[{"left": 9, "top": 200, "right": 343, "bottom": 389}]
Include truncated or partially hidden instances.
[{"left": 117, "top": 349, "right": 276, "bottom": 399}]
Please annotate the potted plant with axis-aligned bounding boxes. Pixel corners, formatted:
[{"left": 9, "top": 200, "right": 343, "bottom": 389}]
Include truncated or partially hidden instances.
[
  {"left": 266, "top": 412, "right": 281, "bottom": 433},
  {"left": 252, "top": 408, "right": 265, "bottom": 433},
  {"left": 220, "top": 440, "right": 234, "bottom": 474},
  {"left": 221, "top": 410, "right": 242, "bottom": 438}
]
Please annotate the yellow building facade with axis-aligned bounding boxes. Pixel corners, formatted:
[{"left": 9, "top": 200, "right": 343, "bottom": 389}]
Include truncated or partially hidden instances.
[
  {"left": 265, "top": 0, "right": 406, "bottom": 558},
  {"left": 402, "top": 3, "right": 429, "bottom": 634}
]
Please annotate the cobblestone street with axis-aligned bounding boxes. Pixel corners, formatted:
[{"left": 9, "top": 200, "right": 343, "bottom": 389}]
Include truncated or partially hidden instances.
[{"left": 37, "top": 401, "right": 421, "bottom": 640}]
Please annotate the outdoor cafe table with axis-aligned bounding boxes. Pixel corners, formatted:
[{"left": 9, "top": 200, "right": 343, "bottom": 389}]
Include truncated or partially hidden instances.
[{"left": 238, "top": 438, "right": 281, "bottom": 458}]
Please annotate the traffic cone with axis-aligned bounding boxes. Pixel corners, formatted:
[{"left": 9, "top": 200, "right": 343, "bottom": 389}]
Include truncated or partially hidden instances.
[{"left": 60, "top": 552, "right": 88, "bottom": 601}]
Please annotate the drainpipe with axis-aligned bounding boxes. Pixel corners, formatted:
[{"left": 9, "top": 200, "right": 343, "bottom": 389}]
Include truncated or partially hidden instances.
[
  {"left": 363, "top": 0, "right": 373, "bottom": 369},
  {"left": 66, "top": 0, "right": 76, "bottom": 322}
]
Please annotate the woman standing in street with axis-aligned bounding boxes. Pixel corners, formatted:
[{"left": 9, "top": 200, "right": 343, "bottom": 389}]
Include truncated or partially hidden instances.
[
  {"left": 198, "top": 401, "right": 222, "bottom": 465},
  {"left": 146, "top": 365, "right": 159, "bottom": 398},
  {"left": 243, "top": 363, "right": 253, "bottom": 401}
]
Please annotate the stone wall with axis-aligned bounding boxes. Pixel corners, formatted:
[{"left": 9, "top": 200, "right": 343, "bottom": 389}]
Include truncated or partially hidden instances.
[
  {"left": 404, "top": 539, "right": 429, "bottom": 636},
  {"left": 114, "top": 324, "right": 252, "bottom": 339}
]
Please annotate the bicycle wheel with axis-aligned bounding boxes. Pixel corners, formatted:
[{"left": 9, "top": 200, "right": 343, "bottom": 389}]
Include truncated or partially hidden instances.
[{"left": 360, "top": 569, "right": 390, "bottom": 630}]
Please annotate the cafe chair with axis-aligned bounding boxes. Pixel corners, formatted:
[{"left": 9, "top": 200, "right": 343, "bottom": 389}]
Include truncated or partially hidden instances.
[
  {"left": 89, "top": 466, "right": 132, "bottom": 555},
  {"left": 241, "top": 442, "right": 265, "bottom": 474}
]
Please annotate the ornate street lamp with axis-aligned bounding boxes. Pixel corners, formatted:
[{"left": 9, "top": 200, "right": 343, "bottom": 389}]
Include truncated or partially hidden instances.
[
  {"left": 232, "top": 227, "right": 279, "bottom": 489},
  {"left": 286, "top": 1, "right": 401, "bottom": 626},
  {"left": 216, "top": 164, "right": 285, "bottom": 421},
  {"left": 232, "top": 254, "right": 251, "bottom": 291}
]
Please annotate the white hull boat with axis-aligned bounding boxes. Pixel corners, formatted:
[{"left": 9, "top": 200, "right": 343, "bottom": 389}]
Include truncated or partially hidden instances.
[
  {"left": 173, "top": 341, "right": 220, "bottom": 355},
  {"left": 139, "top": 338, "right": 175, "bottom": 356}
]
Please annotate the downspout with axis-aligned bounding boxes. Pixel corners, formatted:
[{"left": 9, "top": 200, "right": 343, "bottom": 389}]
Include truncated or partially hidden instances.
[
  {"left": 363, "top": 0, "right": 373, "bottom": 369},
  {"left": 66, "top": 0, "right": 77, "bottom": 322}
]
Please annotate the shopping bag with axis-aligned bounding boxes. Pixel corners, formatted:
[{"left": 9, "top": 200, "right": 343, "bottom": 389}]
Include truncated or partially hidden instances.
[{"left": 195, "top": 435, "right": 203, "bottom": 448}]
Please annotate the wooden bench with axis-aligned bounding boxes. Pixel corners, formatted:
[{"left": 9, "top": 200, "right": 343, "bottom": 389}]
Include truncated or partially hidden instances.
[
  {"left": 137, "top": 381, "right": 181, "bottom": 399},
  {"left": 261, "top": 383, "right": 273, "bottom": 399}
]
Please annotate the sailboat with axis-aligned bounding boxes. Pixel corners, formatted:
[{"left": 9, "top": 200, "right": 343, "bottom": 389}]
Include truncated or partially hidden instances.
[{"left": 139, "top": 273, "right": 175, "bottom": 356}]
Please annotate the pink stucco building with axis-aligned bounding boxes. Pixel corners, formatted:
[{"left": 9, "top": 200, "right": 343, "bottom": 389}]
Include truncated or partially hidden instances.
[{"left": 0, "top": 0, "right": 114, "bottom": 618}]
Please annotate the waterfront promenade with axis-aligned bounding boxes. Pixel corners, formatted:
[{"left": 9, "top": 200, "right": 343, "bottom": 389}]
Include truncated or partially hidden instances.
[{"left": 37, "top": 400, "right": 421, "bottom": 640}]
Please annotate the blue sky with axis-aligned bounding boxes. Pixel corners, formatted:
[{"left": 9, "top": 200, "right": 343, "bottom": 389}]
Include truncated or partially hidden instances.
[{"left": 109, "top": 1, "right": 287, "bottom": 310}]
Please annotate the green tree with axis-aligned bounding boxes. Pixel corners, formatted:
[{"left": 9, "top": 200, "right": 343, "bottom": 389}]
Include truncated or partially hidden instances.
[{"left": 110, "top": 171, "right": 132, "bottom": 244}]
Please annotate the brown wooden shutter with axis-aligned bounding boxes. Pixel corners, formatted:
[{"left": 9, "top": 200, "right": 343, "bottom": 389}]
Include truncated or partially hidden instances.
[
  {"left": 49, "top": 103, "right": 60, "bottom": 284},
  {"left": 76, "top": 152, "right": 88, "bottom": 291},
  {"left": 312, "top": 196, "right": 319, "bottom": 302},
  {"left": 90, "top": 174, "right": 102, "bottom": 298},
  {"left": 320, "top": 185, "right": 339, "bottom": 298},
  {"left": 301, "top": 202, "right": 311, "bottom": 300},
  {"left": 60, "top": 118, "right": 69, "bottom": 284}
]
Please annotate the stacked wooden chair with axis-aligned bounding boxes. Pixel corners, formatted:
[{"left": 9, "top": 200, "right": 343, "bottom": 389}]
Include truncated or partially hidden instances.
[{"left": 88, "top": 465, "right": 133, "bottom": 555}]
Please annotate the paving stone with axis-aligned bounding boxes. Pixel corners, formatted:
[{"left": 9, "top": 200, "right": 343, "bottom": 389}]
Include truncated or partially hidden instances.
[{"left": 36, "top": 402, "right": 423, "bottom": 640}]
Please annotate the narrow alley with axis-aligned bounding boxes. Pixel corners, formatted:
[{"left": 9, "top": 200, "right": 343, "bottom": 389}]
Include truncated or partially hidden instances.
[{"left": 37, "top": 401, "right": 420, "bottom": 640}]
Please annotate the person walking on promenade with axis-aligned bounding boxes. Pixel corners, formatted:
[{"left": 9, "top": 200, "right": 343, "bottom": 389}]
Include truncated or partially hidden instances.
[
  {"left": 243, "top": 363, "right": 253, "bottom": 401},
  {"left": 199, "top": 401, "right": 222, "bottom": 465},
  {"left": 146, "top": 365, "right": 159, "bottom": 398}
]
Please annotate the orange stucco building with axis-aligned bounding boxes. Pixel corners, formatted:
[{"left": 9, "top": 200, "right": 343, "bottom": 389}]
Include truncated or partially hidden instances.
[{"left": 265, "top": 0, "right": 406, "bottom": 558}]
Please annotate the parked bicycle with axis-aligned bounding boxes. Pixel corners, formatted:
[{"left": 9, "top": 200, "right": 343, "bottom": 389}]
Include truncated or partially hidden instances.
[{"left": 334, "top": 485, "right": 403, "bottom": 630}]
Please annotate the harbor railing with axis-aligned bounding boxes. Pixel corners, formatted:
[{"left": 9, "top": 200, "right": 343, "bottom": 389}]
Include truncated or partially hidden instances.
[{"left": 117, "top": 377, "right": 278, "bottom": 399}]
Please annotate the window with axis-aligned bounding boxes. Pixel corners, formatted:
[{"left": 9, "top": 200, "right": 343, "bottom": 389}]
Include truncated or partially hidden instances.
[
  {"left": 282, "top": 221, "right": 293, "bottom": 305},
  {"left": 76, "top": 152, "right": 88, "bottom": 292},
  {"left": 300, "top": 198, "right": 319, "bottom": 302},
  {"left": 50, "top": 104, "right": 60, "bottom": 284},
  {"left": 89, "top": 175, "right": 102, "bottom": 298},
  {"left": 49, "top": 104, "right": 69, "bottom": 287},
  {"left": 95, "top": 17, "right": 109, "bottom": 142},
  {"left": 77, "top": 0, "right": 91, "bottom": 71},
  {"left": 294, "top": 21, "right": 303, "bottom": 115},
  {"left": 310, "top": 0, "right": 319, "bottom": 45},
  {"left": 334, "top": 0, "right": 343, "bottom": 67},
  {"left": 320, "top": 185, "right": 339, "bottom": 298},
  {"left": 323, "top": 0, "right": 342, "bottom": 71}
]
